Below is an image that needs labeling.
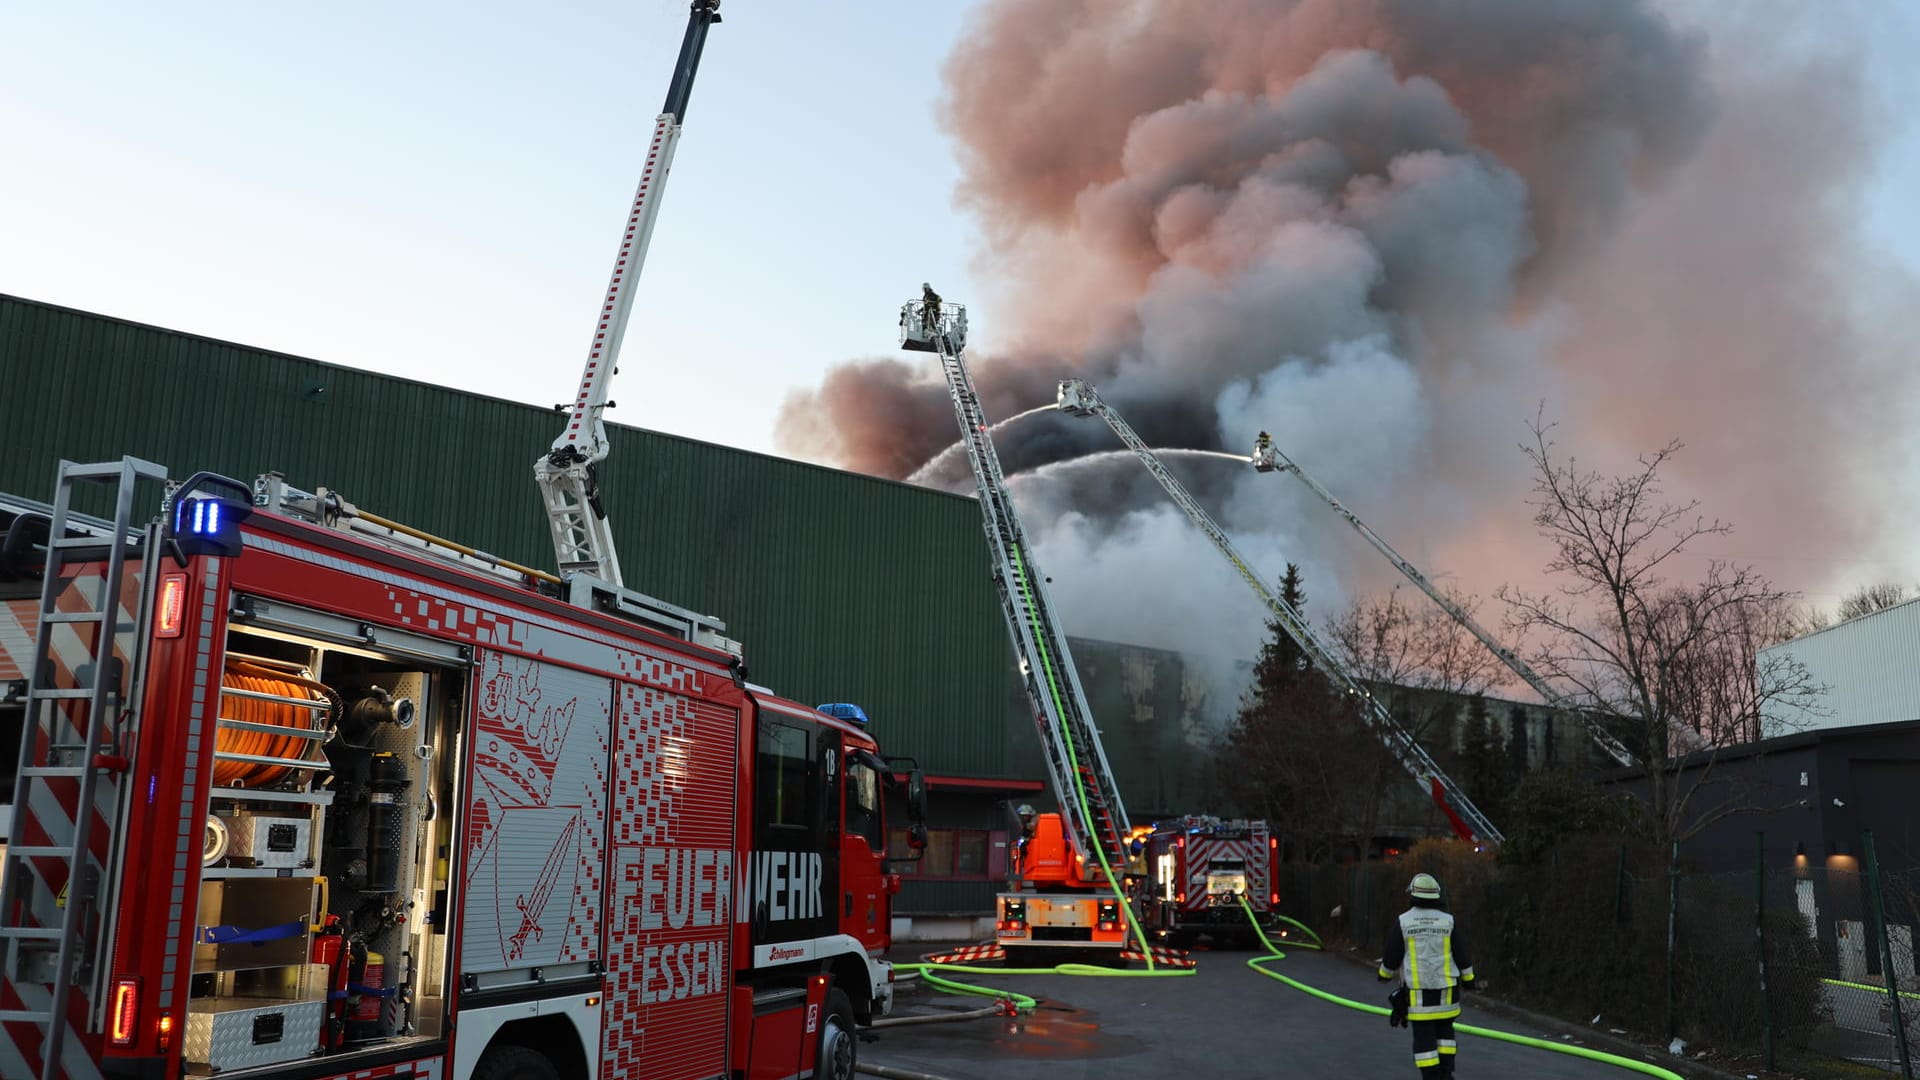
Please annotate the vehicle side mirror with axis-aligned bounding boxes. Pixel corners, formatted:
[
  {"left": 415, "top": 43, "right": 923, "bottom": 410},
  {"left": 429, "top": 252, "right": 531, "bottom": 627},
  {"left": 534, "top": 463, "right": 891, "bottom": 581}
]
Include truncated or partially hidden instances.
[
  {"left": 908, "top": 770, "right": 928, "bottom": 823},
  {"left": 908, "top": 823, "right": 928, "bottom": 851}
]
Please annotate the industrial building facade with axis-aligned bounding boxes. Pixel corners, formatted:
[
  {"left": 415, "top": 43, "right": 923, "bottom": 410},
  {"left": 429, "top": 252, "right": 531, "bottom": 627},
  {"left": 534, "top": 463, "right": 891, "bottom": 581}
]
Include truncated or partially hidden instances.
[
  {"left": 0, "top": 294, "right": 1601, "bottom": 927},
  {"left": 1761, "top": 599, "right": 1920, "bottom": 735},
  {"left": 0, "top": 292, "right": 1048, "bottom": 924}
]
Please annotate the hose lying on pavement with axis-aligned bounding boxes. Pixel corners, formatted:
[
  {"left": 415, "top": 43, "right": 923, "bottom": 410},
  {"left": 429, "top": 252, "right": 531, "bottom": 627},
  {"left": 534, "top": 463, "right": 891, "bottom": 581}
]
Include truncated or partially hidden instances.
[
  {"left": 1237, "top": 897, "right": 1688, "bottom": 1080},
  {"left": 871, "top": 1001, "right": 1007, "bottom": 1028}
]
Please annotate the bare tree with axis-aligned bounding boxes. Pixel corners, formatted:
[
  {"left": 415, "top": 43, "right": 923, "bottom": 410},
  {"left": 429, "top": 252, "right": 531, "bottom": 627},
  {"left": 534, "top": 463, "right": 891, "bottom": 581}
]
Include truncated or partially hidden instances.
[
  {"left": 1835, "top": 582, "right": 1909, "bottom": 622},
  {"left": 1326, "top": 585, "right": 1506, "bottom": 844},
  {"left": 1764, "top": 601, "right": 1830, "bottom": 645},
  {"left": 1497, "top": 416, "right": 1825, "bottom": 847}
]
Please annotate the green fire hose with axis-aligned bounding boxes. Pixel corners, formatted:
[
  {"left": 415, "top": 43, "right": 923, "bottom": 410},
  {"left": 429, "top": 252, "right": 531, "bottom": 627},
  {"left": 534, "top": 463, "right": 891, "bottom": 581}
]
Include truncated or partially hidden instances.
[
  {"left": 887, "top": 542, "right": 1207, "bottom": 1018},
  {"left": 1008, "top": 546, "right": 1166, "bottom": 970},
  {"left": 881, "top": 548, "right": 1198, "bottom": 1023},
  {"left": 1237, "top": 898, "right": 1687, "bottom": 1079}
]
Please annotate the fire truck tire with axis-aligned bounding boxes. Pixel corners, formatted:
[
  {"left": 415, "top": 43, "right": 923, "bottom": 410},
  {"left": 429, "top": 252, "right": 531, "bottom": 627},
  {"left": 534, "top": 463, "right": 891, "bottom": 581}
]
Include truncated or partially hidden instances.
[
  {"left": 471, "top": 1043, "right": 562, "bottom": 1080},
  {"left": 818, "top": 988, "right": 858, "bottom": 1080}
]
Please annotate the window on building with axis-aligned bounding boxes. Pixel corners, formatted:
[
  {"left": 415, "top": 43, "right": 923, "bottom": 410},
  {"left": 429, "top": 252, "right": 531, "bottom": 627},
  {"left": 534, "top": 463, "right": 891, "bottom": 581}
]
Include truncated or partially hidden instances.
[
  {"left": 922, "top": 830, "right": 955, "bottom": 876},
  {"left": 888, "top": 828, "right": 920, "bottom": 875},
  {"left": 885, "top": 828, "right": 996, "bottom": 880},
  {"left": 953, "top": 830, "right": 988, "bottom": 876}
]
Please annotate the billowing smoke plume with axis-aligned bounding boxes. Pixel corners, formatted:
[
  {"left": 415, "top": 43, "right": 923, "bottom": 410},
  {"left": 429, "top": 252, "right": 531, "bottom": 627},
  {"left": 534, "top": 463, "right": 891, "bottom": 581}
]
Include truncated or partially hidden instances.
[{"left": 776, "top": 0, "right": 1907, "bottom": 671}]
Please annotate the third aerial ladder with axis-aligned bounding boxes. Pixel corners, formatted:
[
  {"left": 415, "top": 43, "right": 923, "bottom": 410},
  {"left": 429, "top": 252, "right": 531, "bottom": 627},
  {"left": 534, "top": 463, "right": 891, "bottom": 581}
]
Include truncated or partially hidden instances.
[
  {"left": 1245, "top": 431, "right": 1637, "bottom": 768},
  {"left": 1055, "top": 379, "right": 1504, "bottom": 846}
]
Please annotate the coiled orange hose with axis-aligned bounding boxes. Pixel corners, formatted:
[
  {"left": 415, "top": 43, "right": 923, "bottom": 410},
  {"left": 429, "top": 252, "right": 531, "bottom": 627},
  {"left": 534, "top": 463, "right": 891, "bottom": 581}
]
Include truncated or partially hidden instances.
[{"left": 216, "top": 659, "right": 332, "bottom": 787}]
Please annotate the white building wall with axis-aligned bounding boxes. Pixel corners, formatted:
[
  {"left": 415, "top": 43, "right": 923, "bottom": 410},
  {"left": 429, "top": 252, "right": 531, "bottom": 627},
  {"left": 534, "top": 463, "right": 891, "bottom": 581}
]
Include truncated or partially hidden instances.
[{"left": 1761, "top": 598, "right": 1920, "bottom": 735}]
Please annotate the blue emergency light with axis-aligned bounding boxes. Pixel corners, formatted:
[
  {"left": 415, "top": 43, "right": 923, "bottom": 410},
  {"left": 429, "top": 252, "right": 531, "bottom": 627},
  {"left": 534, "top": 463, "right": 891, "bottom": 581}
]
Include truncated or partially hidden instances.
[
  {"left": 183, "top": 497, "right": 223, "bottom": 537},
  {"left": 165, "top": 472, "right": 255, "bottom": 559},
  {"left": 816, "top": 703, "right": 871, "bottom": 727}
]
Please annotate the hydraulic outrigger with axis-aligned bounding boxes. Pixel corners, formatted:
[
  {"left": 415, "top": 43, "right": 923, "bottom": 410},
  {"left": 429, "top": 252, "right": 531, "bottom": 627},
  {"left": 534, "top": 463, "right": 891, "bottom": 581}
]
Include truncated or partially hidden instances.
[{"left": 1055, "top": 379, "right": 1505, "bottom": 845}]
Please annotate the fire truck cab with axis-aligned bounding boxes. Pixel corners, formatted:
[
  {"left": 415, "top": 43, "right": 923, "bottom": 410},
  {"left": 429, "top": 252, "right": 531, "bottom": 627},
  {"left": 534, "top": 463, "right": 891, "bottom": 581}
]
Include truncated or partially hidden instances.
[
  {"left": 1137, "top": 816, "right": 1278, "bottom": 947},
  {"left": 0, "top": 460, "right": 924, "bottom": 1080}
]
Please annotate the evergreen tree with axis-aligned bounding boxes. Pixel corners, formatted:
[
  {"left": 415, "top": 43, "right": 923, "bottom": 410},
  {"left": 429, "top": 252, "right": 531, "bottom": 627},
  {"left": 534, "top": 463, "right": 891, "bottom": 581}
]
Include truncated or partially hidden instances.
[
  {"left": 1458, "top": 693, "right": 1512, "bottom": 818},
  {"left": 1220, "top": 564, "right": 1354, "bottom": 855},
  {"left": 1246, "top": 563, "right": 1310, "bottom": 701}
]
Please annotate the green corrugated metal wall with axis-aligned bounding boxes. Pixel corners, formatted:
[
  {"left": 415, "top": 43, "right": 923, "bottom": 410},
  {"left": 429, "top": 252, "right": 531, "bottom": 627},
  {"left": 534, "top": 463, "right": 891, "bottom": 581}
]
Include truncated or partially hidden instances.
[
  {"left": 895, "top": 881, "right": 999, "bottom": 917},
  {"left": 0, "top": 293, "right": 1037, "bottom": 779}
]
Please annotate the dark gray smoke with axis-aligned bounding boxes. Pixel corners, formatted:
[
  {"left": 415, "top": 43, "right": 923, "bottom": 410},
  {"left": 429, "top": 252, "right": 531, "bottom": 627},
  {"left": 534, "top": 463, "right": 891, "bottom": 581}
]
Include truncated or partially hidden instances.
[{"left": 775, "top": 0, "right": 1907, "bottom": 662}]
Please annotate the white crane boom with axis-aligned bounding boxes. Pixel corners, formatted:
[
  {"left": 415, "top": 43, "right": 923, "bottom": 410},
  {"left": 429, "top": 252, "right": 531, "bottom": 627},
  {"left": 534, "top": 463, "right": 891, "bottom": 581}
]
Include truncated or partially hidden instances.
[
  {"left": 1056, "top": 379, "right": 1504, "bottom": 846},
  {"left": 1247, "top": 432, "right": 1637, "bottom": 768},
  {"left": 535, "top": 0, "right": 722, "bottom": 584},
  {"left": 900, "top": 301, "right": 1133, "bottom": 875}
]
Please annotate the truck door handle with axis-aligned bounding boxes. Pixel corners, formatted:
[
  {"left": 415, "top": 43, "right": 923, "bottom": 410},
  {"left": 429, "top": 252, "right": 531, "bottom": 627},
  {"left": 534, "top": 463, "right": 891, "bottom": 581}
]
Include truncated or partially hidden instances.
[{"left": 845, "top": 892, "right": 854, "bottom": 917}]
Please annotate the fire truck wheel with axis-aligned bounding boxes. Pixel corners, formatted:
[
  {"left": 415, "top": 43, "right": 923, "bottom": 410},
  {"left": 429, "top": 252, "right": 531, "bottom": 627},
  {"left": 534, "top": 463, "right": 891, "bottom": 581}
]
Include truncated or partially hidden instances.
[
  {"left": 472, "top": 1043, "right": 561, "bottom": 1080},
  {"left": 818, "top": 988, "right": 858, "bottom": 1080}
]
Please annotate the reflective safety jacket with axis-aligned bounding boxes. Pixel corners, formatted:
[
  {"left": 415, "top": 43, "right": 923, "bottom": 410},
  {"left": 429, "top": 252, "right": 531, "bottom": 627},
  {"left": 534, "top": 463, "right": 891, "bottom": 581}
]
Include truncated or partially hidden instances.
[{"left": 1378, "top": 903, "right": 1474, "bottom": 1020}]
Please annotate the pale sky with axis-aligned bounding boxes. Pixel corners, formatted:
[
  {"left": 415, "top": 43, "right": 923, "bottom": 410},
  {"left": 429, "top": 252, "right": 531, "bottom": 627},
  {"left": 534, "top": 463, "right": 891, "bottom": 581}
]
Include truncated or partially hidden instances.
[
  {"left": 1, "top": 2, "right": 989, "bottom": 454},
  {"left": 3, "top": 2, "right": 1918, "bottom": 608}
]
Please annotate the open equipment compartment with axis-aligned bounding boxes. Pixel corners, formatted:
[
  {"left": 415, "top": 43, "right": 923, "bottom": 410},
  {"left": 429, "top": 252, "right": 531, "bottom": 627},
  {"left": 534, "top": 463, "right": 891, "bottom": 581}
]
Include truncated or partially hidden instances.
[{"left": 184, "top": 615, "right": 459, "bottom": 1073}]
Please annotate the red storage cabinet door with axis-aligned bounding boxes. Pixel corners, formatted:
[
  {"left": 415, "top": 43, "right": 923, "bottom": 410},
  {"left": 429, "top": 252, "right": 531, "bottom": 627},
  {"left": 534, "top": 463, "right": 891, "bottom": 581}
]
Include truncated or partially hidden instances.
[{"left": 601, "top": 682, "right": 739, "bottom": 1080}]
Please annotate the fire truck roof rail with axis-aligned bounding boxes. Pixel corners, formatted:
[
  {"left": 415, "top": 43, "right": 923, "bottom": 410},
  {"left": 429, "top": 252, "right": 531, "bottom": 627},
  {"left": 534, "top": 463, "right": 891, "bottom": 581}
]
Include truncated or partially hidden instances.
[
  {"left": 250, "top": 474, "right": 745, "bottom": 659},
  {"left": 253, "top": 472, "right": 563, "bottom": 589},
  {"left": 0, "top": 494, "right": 119, "bottom": 539}
]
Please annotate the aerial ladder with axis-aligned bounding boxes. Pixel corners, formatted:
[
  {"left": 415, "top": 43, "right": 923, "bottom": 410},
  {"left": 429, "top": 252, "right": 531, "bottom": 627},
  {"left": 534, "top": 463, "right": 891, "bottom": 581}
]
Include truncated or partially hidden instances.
[
  {"left": 899, "top": 296, "right": 1148, "bottom": 958},
  {"left": 1245, "top": 430, "right": 1637, "bottom": 768},
  {"left": 1055, "top": 379, "right": 1504, "bottom": 846},
  {"left": 535, "top": 0, "right": 722, "bottom": 584}
]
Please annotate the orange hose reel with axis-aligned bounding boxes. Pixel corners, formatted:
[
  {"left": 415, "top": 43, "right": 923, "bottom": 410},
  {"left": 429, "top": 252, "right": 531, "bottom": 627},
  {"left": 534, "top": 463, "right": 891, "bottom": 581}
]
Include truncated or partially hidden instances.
[{"left": 216, "top": 660, "right": 331, "bottom": 787}]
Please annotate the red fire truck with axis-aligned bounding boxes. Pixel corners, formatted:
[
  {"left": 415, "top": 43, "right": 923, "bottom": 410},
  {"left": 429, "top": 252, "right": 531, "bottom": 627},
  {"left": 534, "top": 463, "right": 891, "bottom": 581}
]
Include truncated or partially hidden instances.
[
  {"left": 1135, "top": 817, "right": 1278, "bottom": 947},
  {"left": 0, "top": 458, "right": 926, "bottom": 1080}
]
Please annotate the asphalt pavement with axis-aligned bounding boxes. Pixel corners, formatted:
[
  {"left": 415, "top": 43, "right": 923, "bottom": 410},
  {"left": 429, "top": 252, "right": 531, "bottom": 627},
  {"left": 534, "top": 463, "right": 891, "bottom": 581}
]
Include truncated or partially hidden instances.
[{"left": 865, "top": 944, "right": 1656, "bottom": 1079}]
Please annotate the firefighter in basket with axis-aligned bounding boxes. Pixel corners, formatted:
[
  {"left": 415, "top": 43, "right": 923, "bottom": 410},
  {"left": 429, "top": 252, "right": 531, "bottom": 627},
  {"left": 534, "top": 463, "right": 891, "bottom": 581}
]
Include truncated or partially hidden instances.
[
  {"left": 1379, "top": 873, "right": 1475, "bottom": 1076},
  {"left": 921, "top": 282, "right": 942, "bottom": 333}
]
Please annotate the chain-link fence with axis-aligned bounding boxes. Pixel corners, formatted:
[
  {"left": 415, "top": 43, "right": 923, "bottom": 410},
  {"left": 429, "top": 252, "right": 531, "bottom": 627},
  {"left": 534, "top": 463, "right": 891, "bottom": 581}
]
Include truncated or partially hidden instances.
[{"left": 1275, "top": 831, "right": 1920, "bottom": 1078}]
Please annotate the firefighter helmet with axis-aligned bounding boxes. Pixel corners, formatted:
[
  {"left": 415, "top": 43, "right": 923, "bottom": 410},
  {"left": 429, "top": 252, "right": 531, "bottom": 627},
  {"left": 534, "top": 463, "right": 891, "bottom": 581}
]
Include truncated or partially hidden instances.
[{"left": 1408, "top": 873, "right": 1442, "bottom": 899}]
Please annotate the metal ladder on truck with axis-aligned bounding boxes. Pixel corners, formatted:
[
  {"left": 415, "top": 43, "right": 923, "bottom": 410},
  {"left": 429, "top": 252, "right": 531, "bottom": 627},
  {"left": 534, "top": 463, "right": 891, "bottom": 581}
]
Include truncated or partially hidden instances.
[
  {"left": 1244, "top": 431, "right": 1637, "bottom": 768},
  {"left": 0, "top": 457, "right": 165, "bottom": 1080},
  {"left": 897, "top": 301, "right": 1134, "bottom": 885},
  {"left": 1055, "top": 380, "right": 1504, "bottom": 846},
  {"left": 536, "top": 0, "right": 723, "bottom": 586}
]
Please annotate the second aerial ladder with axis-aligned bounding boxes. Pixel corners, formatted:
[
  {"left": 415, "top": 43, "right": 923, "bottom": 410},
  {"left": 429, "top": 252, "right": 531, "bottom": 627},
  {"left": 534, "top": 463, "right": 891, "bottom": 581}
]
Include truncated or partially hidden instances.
[{"left": 1056, "top": 379, "right": 1504, "bottom": 846}]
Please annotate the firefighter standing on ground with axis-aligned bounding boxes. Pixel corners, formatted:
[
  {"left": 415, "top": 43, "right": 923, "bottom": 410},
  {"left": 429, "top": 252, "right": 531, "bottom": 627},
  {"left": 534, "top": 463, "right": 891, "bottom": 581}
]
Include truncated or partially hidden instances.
[{"left": 1378, "top": 873, "right": 1475, "bottom": 1075}]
